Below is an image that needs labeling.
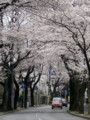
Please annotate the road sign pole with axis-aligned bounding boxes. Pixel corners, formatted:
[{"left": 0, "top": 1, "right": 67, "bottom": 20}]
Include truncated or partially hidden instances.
[
  {"left": 21, "top": 84, "right": 26, "bottom": 107},
  {"left": 64, "top": 90, "right": 67, "bottom": 99}
]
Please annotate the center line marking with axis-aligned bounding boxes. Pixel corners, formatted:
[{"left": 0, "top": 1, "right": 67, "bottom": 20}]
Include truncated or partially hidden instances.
[
  {"left": 36, "top": 113, "right": 42, "bottom": 120},
  {"left": 38, "top": 118, "right": 42, "bottom": 120}
]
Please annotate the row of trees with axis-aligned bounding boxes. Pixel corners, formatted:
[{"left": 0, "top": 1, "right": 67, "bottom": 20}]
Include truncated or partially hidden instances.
[
  {"left": 32, "top": 0, "right": 90, "bottom": 114},
  {"left": 0, "top": 0, "right": 46, "bottom": 111},
  {"left": 25, "top": 0, "right": 90, "bottom": 114},
  {"left": 0, "top": 41, "right": 43, "bottom": 111},
  {"left": 47, "top": 0, "right": 90, "bottom": 114}
]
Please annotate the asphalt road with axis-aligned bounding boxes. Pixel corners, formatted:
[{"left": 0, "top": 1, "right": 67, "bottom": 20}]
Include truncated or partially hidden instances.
[{"left": 0, "top": 106, "right": 87, "bottom": 120}]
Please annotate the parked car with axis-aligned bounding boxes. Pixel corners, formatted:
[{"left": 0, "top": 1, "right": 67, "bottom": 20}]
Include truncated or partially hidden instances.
[
  {"left": 51, "top": 97, "right": 63, "bottom": 109},
  {"left": 62, "top": 98, "right": 67, "bottom": 107}
]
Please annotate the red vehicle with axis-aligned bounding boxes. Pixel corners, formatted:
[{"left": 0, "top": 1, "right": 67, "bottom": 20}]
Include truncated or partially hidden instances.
[{"left": 51, "top": 97, "right": 63, "bottom": 109}]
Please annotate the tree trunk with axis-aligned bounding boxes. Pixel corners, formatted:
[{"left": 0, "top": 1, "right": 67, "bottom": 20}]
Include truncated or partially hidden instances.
[
  {"left": 7, "top": 76, "right": 12, "bottom": 110},
  {"left": 83, "top": 52, "right": 90, "bottom": 114},
  {"left": 50, "top": 92, "right": 53, "bottom": 104},
  {"left": 69, "top": 78, "right": 79, "bottom": 111},
  {"left": 88, "top": 81, "right": 90, "bottom": 114},
  {"left": 2, "top": 72, "right": 14, "bottom": 111},
  {"left": 79, "top": 82, "right": 86, "bottom": 113},
  {"left": 14, "top": 78, "right": 19, "bottom": 109},
  {"left": 2, "top": 79, "right": 8, "bottom": 111},
  {"left": 30, "top": 89, "right": 34, "bottom": 107},
  {"left": 53, "top": 86, "right": 57, "bottom": 97},
  {"left": 79, "top": 94, "right": 84, "bottom": 113},
  {"left": 14, "top": 90, "right": 19, "bottom": 109},
  {"left": 24, "top": 86, "right": 28, "bottom": 108},
  {"left": 7, "top": 72, "right": 14, "bottom": 110}
]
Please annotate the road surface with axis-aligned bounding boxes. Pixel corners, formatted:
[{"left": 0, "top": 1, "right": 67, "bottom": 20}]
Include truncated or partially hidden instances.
[{"left": 0, "top": 106, "right": 87, "bottom": 120}]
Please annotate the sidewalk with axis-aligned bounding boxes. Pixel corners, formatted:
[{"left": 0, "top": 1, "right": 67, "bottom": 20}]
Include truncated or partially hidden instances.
[
  {"left": 0, "top": 108, "right": 25, "bottom": 116},
  {"left": 68, "top": 110, "right": 90, "bottom": 119},
  {"left": 0, "top": 105, "right": 45, "bottom": 116}
]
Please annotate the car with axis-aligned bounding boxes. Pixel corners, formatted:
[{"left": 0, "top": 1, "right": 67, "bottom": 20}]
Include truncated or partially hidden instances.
[
  {"left": 51, "top": 97, "right": 63, "bottom": 109},
  {"left": 62, "top": 98, "right": 67, "bottom": 107}
]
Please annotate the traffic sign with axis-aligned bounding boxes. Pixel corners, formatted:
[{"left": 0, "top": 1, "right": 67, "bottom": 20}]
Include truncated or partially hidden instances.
[
  {"left": 21, "top": 84, "right": 26, "bottom": 88},
  {"left": 64, "top": 90, "right": 67, "bottom": 95},
  {"left": 51, "top": 71, "right": 56, "bottom": 75},
  {"left": 35, "top": 86, "right": 38, "bottom": 90}
]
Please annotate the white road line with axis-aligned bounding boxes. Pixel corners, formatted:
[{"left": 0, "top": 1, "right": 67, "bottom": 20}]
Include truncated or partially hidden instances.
[
  {"left": 38, "top": 118, "right": 42, "bottom": 120},
  {"left": 36, "top": 113, "right": 42, "bottom": 120}
]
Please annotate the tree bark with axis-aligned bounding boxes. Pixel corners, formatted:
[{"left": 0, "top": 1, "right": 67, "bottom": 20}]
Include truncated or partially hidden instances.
[
  {"left": 2, "top": 79, "right": 8, "bottom": 111},
  {"left": 7, "top": 71, "right": 14, "bottom": 110},
  {"left": 24, "top": 86, "right": 28, "bottom": 108},
  {"left": 83, "top": 51, "right": 90, "bottom": 114},
  {"left": 79, "top": 82, "right": 86, "bottom": 113},
  {"left": 79, "top": 94, "right": 84, "bottom": 113},
  {"left": 69, "top": 78, "right": 79, "bottom": 111},
  {"left": 30, "top": 89, "right": 34, "bottom": 107},
  {"left": 88, "top": 81, "right": 90, "bottom": 114},
  {"left": 7, "top": 74, "right": 12, "bottom": 110},
  {"left": 14, "top": 78, "right": 19, "bottom": 109}
]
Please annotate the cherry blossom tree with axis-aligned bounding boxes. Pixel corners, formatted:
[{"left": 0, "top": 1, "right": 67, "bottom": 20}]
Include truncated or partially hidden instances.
[
  {"left": 61, "top": 52, "right": 87, "bottom": 113},
  {"left": 0, "top": 42, "right": 31, "bottom": 111}
]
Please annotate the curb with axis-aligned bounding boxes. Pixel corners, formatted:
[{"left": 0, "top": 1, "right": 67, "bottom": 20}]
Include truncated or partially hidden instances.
[{"left": 67, "top": 110, "right": 90, "bottom": 119}]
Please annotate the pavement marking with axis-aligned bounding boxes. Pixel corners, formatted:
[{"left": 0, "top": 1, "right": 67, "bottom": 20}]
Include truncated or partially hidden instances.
[
  {"left": 38, "top": 118, "right": 42, "bottom": 120},
  {"left": 36, "top": 113, "right": 42, "bottom": 120}
]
